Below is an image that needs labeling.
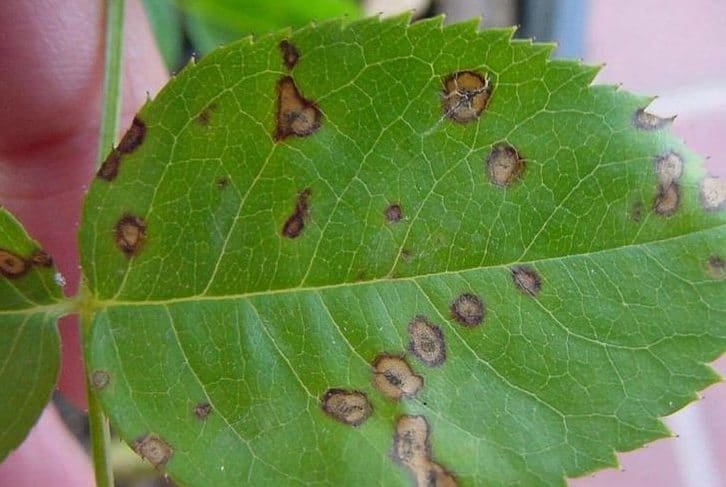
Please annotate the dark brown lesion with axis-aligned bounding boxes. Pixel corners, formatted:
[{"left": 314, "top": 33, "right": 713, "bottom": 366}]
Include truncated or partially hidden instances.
[
  {"left": 114, "top": 213, "right": 147, "bottom": 257},
  {"left": 282, "top": 189, "right": 312, "bottom": 239},
  {"left": 196, "top": 103, "right": 217, "bottom": 127},
  {"left": 194, "top": 402, "right": 213, "bottom": 420},
  {"left": 408, "top": 315, "right": 446, "bottom": 367},
  {"left": 653, "top": 182, "right": 680, "bottom": 217},
  {"left": 97, "top": 116, "right": 147, "bottom": 181},
  {"left": 486, "top": 143, "right": 525, "bottom": 187},
  {"left": 134, "top": 434, "right": 173, "bottom": 468},
  {"left": 451, "top": 293, "right": 485, "bottom": 327},
  {"left": 279, "top": 40, "right": 300, "bottom": 70},
  {"left": 372, "top": 354, "right": 423, "bottom": 400},
  {"left": 707, "top": 255, "right": 724, "bottom": 279},
  {"left": 30, "top": 249, "right": 53, "bottom": 267},
  {"left": 321, "top": 388, "right": 372, "bottom": 426},
  {"left": 385, "top": 203, "right": 403, "bottom": 223},
  {"left": 275, "top": 77, "right": 322, "bottom": 141},
  {"left": 511, "top": 265, "right": 542, "bottom": 297},
  {"left": 0, "top": 248, "right": 29, "bottom": 278},
  {"left": 391, "top": 415, "right": 458, "bottom": 487},
  {"left": 442, "top": 70, "right": 492, "bottom": 123}
]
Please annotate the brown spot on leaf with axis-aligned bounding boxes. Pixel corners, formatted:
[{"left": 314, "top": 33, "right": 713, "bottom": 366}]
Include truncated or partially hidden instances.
[
  {"left": 134, "top": 434, "right": 173, "bottom": 468},
  {"left": 633, "top": 108, "right": 674, "bottom": 131},
  {"left": 700, "top": 176, "right": 725, "bottom": 211},
  {"left": 194, "top": 402, "right": 213, "bottom": 419},
  {"left": 511, "top": 265, "right": 541, "bottom": 297},
  {"left": 321, "top": 388, "right": 372, "bottom": 426},
  {"left": 90, "top": 370, "right": 110, "bottom": 390},
  {"left": 707, "top": 255, "right": 724, "bottom": 279},
  {"left": 282, "top": 189, "right": 311, "bottom": 239},
  {"left": 0, "top": 249, "right": 28, "bottom": 278},
  {"left": 486, "top": 143, "right": 525, "bottom": 187},
  {"left": 372, "top": 354, "right": 423, "bottom": 400},
  {"left": 196, "top": 103, "right": 216, "bottom": 127},
  {"left": 654, "top": 183, "right": 680, "bottom": 217},
  {"left": 451, "top": 293, "right": 485, "bottom": 327},
  {"left": 654, "top": 152, "right": 684, "bottom": 186},
  {"left": 279, "top": 40, "right": 300, "bottom": 69},
  {"left": 408, "top": 316, "right": 446, "bottom": 367},
  {"left": 97, "top": 117, "right": 146, "bottom": 181},
  {"left": 385, "top": 203, "right": 403, "bottom": 223},
  {"left": 115, "top": 214, "right": 147, "bottom": 257},
  {"left": 215, "top": 176, "right": 230, "bottom": 189},
  {"left": 275, "top": 76, "right": 321, "bottom": 140},
  {"left": 442, "top": 71, "right": 491, "bottom": 123},
  {"left": 392, "top": 415, "right": 458, "bottom": 487},
  {"left": 30, "top": 249, "right": 53, "bottom": 268}
]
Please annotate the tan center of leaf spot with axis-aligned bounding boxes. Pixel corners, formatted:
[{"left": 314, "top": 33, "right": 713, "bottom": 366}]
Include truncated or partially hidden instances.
[
  {"left": 511, "top": 265, "right": 542, "bottom": 297},
  {"left": 408, "top": 315, "right": 446, "bottom": 367},
  {"left": 321, "top": 389, "right": 372, "bottom": 426},
  {"left": 442, "top": 71, "right": 491, "bottom": 123},
  {"left": 700, "top": 176, "right": 725, "bottom": 211},
  {"left": 654, "top": 152, "right": 684, "bottom": 187},
  {"left": 654, "top": 183, "right": 680, "bottom": 217},
  {"left": 134, "top": 434, "right": 173, "bottom": 468},
  {"left": 633, "top": 107, "right": 674, "bottom": 131},
  {"left": 372, "top": 354, "right": 422, "bottom": 400},
  {"left": 486, "top": 143, "right": 525, "bottom": 187},
  {"left": 115, "top": 214, "right": 147, "bottom": 257},
  {"left": 0, "top": 249, "right": 28, "bottom": 278},
  {"left": 451, "top": 293, "right": 485, "bottom": 327},
  {"left": 275, "top": 76, "right": 322, "bottom": 140},
  {"left": 707, "top": 255, "right": 724, "bottom": 279},
  {"left": 392, "top": 415, "right": 458, "bottom": 487},
  {"left": 90, "top": 370, "right": 111, "bottom": 390}
]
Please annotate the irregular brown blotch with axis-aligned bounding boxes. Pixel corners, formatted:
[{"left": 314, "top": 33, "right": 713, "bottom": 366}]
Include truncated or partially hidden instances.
[
  {"left": 408, "top": 316, "right": 446, "bottom": 367},
  {"left": 275, "top": 76, "right": 321, "bottom": 140},
  {"left": 321, "top": 388, "right": 372, "bottom": 426},
  {"left": 0, "top": 249, "right": 28, "bottom": 278},
  {"left": 401, "top": 248, "right": 415, "bottom": 263},
  {"left": 97, "top": 117, "right": 146, "bottom": 181},
  {"left": 90, "top": 369, "right": 110, "bottom": 390},
  {"left": 372, "top": 354, "right": 423, "bottom": 400},
  {"left": 196, "top": 103, "right": 217, "bottom": 127},
  {"left": 134, "top": 434, "right": 173, "bottom": 468},
  {"left": 279, "top": 40, "right": 300, "bottom": 70},
  {"left": 114, "top": 213, "right": 147, "bottom": 257},
  {"left": 486, "top": 143, "right": 525, "bottom": 187},
  {"left": 654, "top": 151, "right": 684, "bottom": 186},
  {"left": 451, "top": 293, "right": 485, "bottom": 327},
  {"left": 29, "top": 249, "right": 53, "bottom": 268},
  {"left": 633, "top": 108, "right": 674, "bottom": 131},
  {"left": 385, "top": 203, "right": 403, "bottom": 223},
  {"left": 707, "top": 255, "right": 725, "bottom": 279},
  {"left": 194, "top": 402, "right": 213, "bottom": 420},
  {"left": 653, "top": 183, "right": 680, "bottom": 217},
  {"left": 700, "top": 176, "right": 725, "bottom": 211},
  {"left": 392, "top": 415, "right": 431, "bottom": 467},
  {"left": 442, "top": 71, "right": 492, "bottom": 123},
  {"left": 391, "top": 416, "right": 458, "bottom": 487},
  {"left": 282, "top": 188, "right": 311, "bottom": 239},
  {"left": 511, "top": 265, "right": 542, "bottom": 297}
]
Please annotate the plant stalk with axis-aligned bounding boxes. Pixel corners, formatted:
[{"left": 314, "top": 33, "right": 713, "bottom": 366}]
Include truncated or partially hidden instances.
[{"left": 86, "top": 1, "right": 126, "bottom": 486}]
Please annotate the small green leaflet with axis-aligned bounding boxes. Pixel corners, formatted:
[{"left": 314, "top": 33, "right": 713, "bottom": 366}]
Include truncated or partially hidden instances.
[
  {"left": 78, "top": 15, "right": 724, "bottom": 486},
  {"left": 0, "top": 208, "right": 66, "bottom": 461}
]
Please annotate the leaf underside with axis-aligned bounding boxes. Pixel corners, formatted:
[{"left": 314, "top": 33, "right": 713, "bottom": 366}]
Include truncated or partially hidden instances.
[
  {"left": 0, "top": 208, "right": 63, "bottom": 461},
  {"left": 79, "top": 15, "right": 725, "bottom": 486}
]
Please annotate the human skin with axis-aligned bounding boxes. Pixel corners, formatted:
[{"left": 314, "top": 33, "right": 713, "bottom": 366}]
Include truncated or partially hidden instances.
[{"left": 0, "top": 1, "right": 166, "bottom": 484}]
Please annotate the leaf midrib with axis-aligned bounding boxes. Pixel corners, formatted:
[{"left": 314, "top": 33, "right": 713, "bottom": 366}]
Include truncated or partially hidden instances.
[{"left": 92, "top": 223, "right": 724, "bottom": 309}]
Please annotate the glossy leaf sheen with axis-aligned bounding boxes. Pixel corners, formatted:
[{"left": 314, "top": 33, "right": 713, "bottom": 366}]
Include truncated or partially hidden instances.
[
  {"left": 80, "top": 16, "right": 725, "bottom": 486},
  {"left": 0, "top": 208, "right": 63, "bottom": 461}
]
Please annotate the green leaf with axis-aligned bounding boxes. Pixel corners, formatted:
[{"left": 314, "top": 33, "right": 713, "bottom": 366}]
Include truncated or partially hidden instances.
[
  {"left": 80, "top": 16, "right": 725, "bottom": 486},
  {"left": 0, "top": 208, "right": 66, "bottom": 461},
  {"left": 179, "top": 0, "right": 362, "bottom": 54}
]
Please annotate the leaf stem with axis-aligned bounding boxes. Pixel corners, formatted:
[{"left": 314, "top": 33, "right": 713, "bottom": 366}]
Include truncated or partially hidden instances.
[
  {"left": 86, "top": 1, "right": 126, "bottom": 485},
  {"left": 96, "top": 0, "right": 126, "bottom": 166}
]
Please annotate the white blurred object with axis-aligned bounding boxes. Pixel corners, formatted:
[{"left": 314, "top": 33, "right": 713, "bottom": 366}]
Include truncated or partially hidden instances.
[{"left": 364, "top": 0, "right": 430, "bottom": 17}]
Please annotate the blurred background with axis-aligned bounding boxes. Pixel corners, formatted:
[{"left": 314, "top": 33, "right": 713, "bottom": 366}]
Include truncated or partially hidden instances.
[{"left": 53, "top": 0, "right": 726, "bottom": 485}]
